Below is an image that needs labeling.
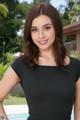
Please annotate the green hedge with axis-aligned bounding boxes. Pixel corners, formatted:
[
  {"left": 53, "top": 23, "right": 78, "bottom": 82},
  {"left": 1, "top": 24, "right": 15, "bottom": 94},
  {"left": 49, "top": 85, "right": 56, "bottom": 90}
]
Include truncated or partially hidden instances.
[
  {"left": 0, "top": 52, "right": 15, "bottom": 80},
  {"left": 0, "top": 63, "right": 9, "bottom": 80}
]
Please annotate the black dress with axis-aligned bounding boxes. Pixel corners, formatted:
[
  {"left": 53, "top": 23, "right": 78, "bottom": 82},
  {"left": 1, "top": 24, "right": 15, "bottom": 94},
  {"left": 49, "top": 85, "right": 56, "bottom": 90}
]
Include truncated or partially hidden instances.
[{"left": 11, "top": 56, "right": 80, "bottom": 120}]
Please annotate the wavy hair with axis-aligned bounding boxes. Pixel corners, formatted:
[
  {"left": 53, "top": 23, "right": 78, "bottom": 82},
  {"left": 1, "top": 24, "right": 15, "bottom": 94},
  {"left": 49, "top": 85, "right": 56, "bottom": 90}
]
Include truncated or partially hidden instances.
[{"left": 23, "top": 3, "right": 67, "bottom": 67}]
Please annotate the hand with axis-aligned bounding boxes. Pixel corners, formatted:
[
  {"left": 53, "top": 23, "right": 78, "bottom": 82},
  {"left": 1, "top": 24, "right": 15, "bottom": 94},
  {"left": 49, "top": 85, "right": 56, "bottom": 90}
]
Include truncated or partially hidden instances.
[{"left": 0, "top": 114, "right": 8, "bottom": 120}]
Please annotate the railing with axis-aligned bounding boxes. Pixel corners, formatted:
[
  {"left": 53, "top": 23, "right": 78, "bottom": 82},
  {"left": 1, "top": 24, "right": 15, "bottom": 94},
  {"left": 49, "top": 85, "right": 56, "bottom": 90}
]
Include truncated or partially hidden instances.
[{"left": 63, "top": 21, "right": 80, "bottom": 53}]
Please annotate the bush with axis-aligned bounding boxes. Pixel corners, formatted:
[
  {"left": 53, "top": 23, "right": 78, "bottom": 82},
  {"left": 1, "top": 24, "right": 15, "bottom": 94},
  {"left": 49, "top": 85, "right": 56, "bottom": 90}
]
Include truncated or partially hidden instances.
[
  {"left": 70, "top": 50, "right": 80, "bottom": 60},
  {"left": 0, "top": 52, "right": 15, "bottom": 80},
  {"left": 0, "top": 63, "right": 9, "bottom": 80},
  {"left": 5, "top": 52, "right": 15, "bottom": 64}
]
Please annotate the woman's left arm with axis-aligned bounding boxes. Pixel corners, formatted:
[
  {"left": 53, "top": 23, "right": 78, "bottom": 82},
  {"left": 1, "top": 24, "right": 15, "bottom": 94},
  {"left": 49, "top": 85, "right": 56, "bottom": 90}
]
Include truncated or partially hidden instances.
[{"left": 74, "top": 78, "right": 80, "bottom": 120}]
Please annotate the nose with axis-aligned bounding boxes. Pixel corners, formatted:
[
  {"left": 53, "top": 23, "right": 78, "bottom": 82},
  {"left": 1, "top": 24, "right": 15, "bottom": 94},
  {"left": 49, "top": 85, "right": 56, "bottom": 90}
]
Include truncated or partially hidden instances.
[{"left": 39, "top": 30, "right": 45, "bottom": 39}]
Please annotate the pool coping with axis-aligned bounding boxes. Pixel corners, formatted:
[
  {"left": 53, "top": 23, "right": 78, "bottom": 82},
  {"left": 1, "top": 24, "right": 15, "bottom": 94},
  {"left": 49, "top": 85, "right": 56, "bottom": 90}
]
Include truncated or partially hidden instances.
[{"left": 4, "top": 104, "right": 29, "bottom": 115}]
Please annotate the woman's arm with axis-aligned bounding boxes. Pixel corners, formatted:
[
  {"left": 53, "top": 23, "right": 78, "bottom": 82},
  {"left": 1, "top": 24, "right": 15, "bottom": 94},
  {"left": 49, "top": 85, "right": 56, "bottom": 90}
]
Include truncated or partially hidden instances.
[
  {"left": 74, "top": 78, "right": 80, "bottom": 120},
  {"left": 0, "top": 103, "right": 8, "bottom": 120},
  {"left": 0, "top": 66, "right": 20, "bottom": 119}
]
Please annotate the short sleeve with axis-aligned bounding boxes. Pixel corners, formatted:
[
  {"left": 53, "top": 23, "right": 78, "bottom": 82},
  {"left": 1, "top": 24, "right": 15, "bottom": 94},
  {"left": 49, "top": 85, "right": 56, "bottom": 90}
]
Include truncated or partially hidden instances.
[
  {"left": 11, "top": 57, "right": 23, "bottom": 80},
  {"left": 75, "top": 59, "right": 80, "bottom": 82}
]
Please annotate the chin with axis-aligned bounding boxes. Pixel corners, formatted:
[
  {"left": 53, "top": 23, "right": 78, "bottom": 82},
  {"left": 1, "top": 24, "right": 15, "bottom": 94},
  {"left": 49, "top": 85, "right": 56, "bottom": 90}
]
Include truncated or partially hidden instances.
[{"left": 39, "top": 46, "right": 50, "bottom": 51}]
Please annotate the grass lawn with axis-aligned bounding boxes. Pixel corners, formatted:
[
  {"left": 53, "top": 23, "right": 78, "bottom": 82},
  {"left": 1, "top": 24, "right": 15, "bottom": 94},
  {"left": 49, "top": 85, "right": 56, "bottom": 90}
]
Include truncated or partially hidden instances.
[{"left": 3, "top": 95, "right": 27, "bottom": 105}]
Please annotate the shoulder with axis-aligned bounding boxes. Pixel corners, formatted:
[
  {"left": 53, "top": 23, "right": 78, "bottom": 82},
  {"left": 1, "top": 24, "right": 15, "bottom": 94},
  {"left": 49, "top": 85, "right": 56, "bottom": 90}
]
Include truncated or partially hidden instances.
[
  {"left": 70, "top": 57, "right": 80, "bottom": 67},
  {"left": 10, "top": 56, "right": 27, "bottom": 79},
  {"left": 11, "top": 56, "right": 25, "bottom": 72},
  {"left": 13, "top": 56, "right": 23, "bottom": 63},
  {"left": 70, "top": 57, "right": 80, "bottom": 81},
  {"left": 64, "top": 56, "right": 80, "bottom": 67},
  {"left": 11, "top": 55, "right": 32, "bottom": 72},
  {"left": 11, "top": 56, "right": 25, "bottom": 67},
  {"left": 69, "top": 57, "right": 80, "bottom": 72}
]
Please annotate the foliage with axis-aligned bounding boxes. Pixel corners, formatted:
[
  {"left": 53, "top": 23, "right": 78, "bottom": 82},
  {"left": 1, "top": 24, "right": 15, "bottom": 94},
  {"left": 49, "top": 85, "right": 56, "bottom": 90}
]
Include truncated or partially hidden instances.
[
  {"left": 0, "top": 0, "right": 22, "bottom": 62},
  {"left": 17, "top": 2, "right": 32, "bottom": 19},
  {"left": 33, "top": 0, "right": 50, "bottom": 3},
  {"left": 5, "top": 52, "right": 15, "bottom": 64},
  {"left": 0, "top": 63, "right": 9, "bottom": 80},
  {"left": 68, "top": 2, "right": 80, "bottom": 23},
  {"left": 0, "top": 0, "right": 33, "bottom": 63},
  {"left": 59, "top": 1, "right": 80, "bottom": 26},
  {"left": 0, "top": 3, "right": 8, "bottom": 17},
  {"left": 0, "top": 53, "right": 15, "bottom": 80},
  {"left": 70, "top": 50, "right": 80, "bottom": 59},
  {"left": 3, "top": 95, "right": 26, "bottom": 105}
]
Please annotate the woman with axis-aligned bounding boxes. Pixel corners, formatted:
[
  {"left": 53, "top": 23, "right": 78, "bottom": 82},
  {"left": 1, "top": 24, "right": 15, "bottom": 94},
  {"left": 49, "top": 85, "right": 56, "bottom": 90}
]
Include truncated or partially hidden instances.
[{"left": 0, "top": 3, "right": 80, "bottom": 120}]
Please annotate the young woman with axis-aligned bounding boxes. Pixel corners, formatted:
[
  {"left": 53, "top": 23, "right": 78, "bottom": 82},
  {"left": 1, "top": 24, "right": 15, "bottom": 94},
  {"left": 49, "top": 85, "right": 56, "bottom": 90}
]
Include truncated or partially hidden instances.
[{"left": 0, "top": 3, "right": 80, "bottom": 120}]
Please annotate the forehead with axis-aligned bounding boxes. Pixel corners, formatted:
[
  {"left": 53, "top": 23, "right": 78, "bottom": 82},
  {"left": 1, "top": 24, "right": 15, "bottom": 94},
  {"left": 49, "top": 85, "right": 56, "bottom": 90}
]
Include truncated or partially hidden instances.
[{"left": 31, "top": 15, "right": 52, "bottom": 27}]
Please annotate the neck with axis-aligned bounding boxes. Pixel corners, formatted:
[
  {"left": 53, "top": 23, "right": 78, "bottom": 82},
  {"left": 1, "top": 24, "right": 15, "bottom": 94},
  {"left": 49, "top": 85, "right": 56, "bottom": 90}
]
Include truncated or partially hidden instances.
[
  {"left": 38, "top": 48, "right": 56, "bottom": 66},
  {"left": 39, "top": 48, "right": 55, "bottom": 59}
]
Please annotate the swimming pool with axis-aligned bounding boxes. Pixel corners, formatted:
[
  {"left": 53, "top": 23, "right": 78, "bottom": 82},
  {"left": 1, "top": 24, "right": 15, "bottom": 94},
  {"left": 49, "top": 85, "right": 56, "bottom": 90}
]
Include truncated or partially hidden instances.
[
  {"left": 8, "top": 113, "right": 29, "bottom": 120},
  {"left": 8, "top": 113, "right": 74, "bottom": 120}
]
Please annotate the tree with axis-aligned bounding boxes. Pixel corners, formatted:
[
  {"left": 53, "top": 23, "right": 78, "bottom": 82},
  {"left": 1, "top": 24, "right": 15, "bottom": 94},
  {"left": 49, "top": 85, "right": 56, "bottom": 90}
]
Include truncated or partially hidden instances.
[
  {"left": 68, "top": 2, "right": 80, "bottom": 23},
  {"left": 33, "top": 0, "right": 50, "bottom": 3},
  {"left": 61, "top": 1, "right": 80, "bottom": 25},
  {"left": 59, "top": 1, "right": 80, "bottom": 44},
  {"left": 17, "top": 1, "right": 32, "bottom": 19},
  {"left": 0, "top": 3, "right": 8, "bottom": 17},
  {"left": 0, "top": 0, "right": 22, "bottom": 63},
  {"left": 0, "top": 1, "right": 33, "bottom": 63}
]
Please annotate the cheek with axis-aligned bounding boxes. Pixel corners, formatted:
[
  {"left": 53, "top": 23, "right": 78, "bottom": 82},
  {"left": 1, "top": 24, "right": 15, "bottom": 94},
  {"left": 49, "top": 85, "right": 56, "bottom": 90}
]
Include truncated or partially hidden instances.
[
  {"left": 50, "top": 30, "right": 55, "bottom": 39},
  {"left": 46, "top": 27, "right": 55, "bottom": 38},
  {"left": 31, "top": 33, "right": 37, "bottom": 41}
]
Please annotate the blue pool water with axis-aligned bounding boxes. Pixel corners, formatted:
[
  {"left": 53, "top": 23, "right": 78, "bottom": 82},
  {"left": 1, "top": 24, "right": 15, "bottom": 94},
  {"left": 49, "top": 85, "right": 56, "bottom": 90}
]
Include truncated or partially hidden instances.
[
  {"left": 8, "top": 113, "right": 74, "bottom": 120},
  {"left": 8, "top": 113, "right": 29, "bottom": 120}
]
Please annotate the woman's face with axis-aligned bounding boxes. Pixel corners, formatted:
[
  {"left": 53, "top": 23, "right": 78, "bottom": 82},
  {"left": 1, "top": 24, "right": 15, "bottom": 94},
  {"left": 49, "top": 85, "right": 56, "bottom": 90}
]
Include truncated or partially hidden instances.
[{"left": 31, "top": 15, "right": 55, "bottom": 51}]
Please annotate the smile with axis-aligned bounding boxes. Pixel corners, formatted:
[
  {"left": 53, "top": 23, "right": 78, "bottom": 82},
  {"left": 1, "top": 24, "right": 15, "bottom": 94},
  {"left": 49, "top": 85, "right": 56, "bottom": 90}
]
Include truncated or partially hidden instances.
[{"left": 38, "top": 40, "right": 48, "bottom": 45}]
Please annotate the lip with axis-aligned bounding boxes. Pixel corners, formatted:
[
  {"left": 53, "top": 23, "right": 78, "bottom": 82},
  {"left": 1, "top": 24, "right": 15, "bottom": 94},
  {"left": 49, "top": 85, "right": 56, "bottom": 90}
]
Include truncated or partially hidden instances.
[{"left": 38, "top": 39, "right": 48, "bottom": 45}]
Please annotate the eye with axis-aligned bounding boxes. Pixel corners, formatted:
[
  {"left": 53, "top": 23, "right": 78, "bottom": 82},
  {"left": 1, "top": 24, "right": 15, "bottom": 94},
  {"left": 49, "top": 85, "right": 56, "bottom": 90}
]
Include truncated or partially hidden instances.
[
  {"left": 44, "top": 26, "right": 51, "bottom": 31},
  {"left": 31, "top": 28, "right": 38, "bottom": 33}
]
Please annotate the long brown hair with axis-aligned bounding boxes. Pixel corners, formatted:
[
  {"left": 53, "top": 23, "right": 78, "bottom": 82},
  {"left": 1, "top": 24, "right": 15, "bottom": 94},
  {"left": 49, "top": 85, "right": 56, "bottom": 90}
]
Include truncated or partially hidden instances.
[{"left": 23, "top": 3, "right": 67, "bottom": 67}]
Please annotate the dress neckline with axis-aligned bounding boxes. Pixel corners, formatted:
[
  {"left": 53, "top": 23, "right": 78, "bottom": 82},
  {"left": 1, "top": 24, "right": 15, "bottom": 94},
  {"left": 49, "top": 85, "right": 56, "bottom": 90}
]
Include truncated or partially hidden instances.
[{"left": 37, "top": 56, "right": 72, "bottom": 68}]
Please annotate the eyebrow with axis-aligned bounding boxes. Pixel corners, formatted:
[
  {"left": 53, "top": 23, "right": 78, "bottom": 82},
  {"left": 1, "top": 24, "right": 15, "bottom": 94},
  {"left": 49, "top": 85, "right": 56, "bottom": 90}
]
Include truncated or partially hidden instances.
[{"left": 31, "top": 23, "right": 52, "bottom": 28}]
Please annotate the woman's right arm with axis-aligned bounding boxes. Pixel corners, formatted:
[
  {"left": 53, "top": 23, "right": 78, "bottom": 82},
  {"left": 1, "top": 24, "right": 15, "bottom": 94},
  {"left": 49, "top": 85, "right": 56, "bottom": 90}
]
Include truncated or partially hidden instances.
[{"left": 0, "top": 66, "right": 20, "bottom": 119}]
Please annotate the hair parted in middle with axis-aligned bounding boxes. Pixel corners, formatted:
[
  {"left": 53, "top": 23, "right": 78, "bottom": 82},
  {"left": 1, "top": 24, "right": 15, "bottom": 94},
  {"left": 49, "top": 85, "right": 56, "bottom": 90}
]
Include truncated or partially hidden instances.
[{"left": 23, "top": 3, "right": 67, "bottom": 67}]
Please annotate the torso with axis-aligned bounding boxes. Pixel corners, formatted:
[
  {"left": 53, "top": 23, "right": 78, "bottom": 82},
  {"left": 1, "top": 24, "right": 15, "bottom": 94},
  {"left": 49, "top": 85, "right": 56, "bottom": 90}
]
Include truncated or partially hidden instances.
[{"left": 11, "top": 56, "right": 80, "bottom": 120}]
